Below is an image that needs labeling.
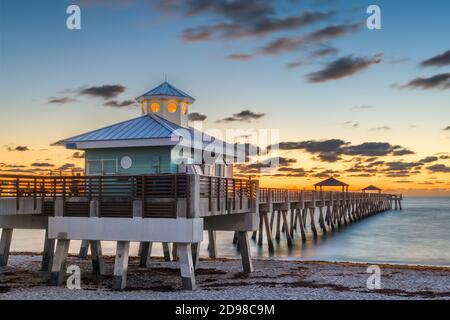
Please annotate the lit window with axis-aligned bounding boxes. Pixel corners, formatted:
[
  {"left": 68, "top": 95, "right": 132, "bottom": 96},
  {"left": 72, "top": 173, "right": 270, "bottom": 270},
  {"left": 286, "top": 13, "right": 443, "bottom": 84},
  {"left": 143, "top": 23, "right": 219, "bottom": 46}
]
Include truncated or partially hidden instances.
[
  {"left": 181, "top": 102, "right": 188, "bottom": 115},
  {"left": 168, "top": 102, "right": 177, "bottom": 113},
  {"left": 151, "top": 102, "right": 160, "bottom": 113}
]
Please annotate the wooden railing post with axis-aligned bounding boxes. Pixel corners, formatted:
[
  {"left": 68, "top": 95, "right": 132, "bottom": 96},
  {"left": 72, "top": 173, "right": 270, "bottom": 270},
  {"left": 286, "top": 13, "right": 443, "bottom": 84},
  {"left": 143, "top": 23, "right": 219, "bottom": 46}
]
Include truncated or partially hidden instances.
[
  {"left": 232, "top": 179, "right": 236, "bottom": 210},
  {"left": 15, "top": 176, "right": 20, "bottom": 211},
  {"left": 62, "top": 177, "right": 66, "bottom": 216},
  {"left": 208, "top": 176, "right": 212, "bottom": 212},
  {"left": 33, "top": 177, "right": 37, "bottom": 211}
]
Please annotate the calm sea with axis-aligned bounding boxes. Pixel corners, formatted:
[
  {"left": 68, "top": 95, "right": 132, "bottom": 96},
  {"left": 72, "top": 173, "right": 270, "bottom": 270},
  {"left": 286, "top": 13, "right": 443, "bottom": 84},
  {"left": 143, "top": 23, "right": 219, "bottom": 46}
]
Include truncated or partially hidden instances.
[{"left": 6, "top": 197, "right": 450, "bottom": 267}]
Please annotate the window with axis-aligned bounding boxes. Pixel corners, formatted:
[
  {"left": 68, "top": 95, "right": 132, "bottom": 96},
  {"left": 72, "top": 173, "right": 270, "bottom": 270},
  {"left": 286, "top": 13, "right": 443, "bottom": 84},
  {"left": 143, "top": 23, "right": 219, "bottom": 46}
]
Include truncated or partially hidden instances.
[
  {"left": 151, "top": 102, "right": 160, "bottom": 113},
  {"left": 103, "top": 159, "right": 117, "bottom": 175},
  {"left": 167, "top": 102, "right": 177, "bottom": 113},
  {"left": 88, "top": 160, "right": 102, "bottom": 175},
  {"left": 141, "top": 102, "right": 147, "bottom": 113},
  {"left": 87, "top": 159, "right": 117, "bottom": 175}
]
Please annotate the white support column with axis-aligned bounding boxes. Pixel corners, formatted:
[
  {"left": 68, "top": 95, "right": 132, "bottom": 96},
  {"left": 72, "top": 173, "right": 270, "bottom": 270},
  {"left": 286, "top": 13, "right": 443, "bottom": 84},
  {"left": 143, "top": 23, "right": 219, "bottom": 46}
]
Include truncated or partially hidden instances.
[
  {"left": 207, "top": 230, "right": 217, "bottom": 258},
  {"left": 177, "top": 243, "right": 196, "bottom": 290},
  {"left": 263, "top": 212, "right": 274, "bottom": 252},
  {"left": 112, "top": 241, "right": 130, "bottom": 290},
  {"left": 275, "top": 211, "right": 281, "bottom": 241},
  {"left": 0, "top": 228, "right": 13, "bottom": 266},
  {"left": 191, "top": 242, "right": 200, "bottom": 270},
  {"left": 41, "top": 229, "right": 55, "bottom": 272},
  {"left": 309, "top": 207, "right": 318, "bottom": 237},
  {"left": 172, "top": 243, "right": 178, "bottom": 260},
  {"left": 89, "top": 199, "right": 104, "bottom": 275},
  {"left": 50, "top": 239, "right": 71, "bottom": 286},
  {"left": 139, "top": 242, "right": 152, "bottom": 268},
  {"left": 78, "top": 240, "right": 89, "bottom": 259},
  {"left": 281, "top": 211, "right": 293, "bottom": 247},
  {"left": 162, "top": 242, "right": 172, "bottom": 261},
  {"left": 237, "top": 231, "right": 253, "bottom": 273}
]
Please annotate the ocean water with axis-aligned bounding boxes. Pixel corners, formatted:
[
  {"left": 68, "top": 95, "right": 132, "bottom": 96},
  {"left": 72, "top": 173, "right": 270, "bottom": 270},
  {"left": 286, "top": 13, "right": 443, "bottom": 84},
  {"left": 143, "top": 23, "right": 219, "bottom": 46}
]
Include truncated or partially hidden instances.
[{"left": 5, "top": 197, "right": 450, "bottom": 267}]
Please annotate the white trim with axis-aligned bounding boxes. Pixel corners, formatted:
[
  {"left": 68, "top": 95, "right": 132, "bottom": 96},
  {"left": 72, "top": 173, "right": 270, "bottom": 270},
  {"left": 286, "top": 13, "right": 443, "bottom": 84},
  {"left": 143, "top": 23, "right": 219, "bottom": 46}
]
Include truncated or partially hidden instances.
[
  {"left": 66, "top": 137, "right": 180, "bottom": 149},
  {"left": 48, "top": 217, "right": 204, "bottom": 243}
]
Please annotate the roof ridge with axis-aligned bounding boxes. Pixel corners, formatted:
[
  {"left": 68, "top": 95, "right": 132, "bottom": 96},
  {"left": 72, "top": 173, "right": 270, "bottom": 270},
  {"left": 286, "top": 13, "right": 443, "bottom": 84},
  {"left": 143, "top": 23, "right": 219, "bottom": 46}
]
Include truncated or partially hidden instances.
[{"left": 137, "top": 82, "right": 195, "bottom": 102}]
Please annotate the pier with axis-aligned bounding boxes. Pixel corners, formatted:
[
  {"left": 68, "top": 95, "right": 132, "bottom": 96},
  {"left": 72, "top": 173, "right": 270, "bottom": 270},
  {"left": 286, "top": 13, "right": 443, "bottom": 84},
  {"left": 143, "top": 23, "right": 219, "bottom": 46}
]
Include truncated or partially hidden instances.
[{"left": 0, "top": 173, "right": 401, "bottom": 290}]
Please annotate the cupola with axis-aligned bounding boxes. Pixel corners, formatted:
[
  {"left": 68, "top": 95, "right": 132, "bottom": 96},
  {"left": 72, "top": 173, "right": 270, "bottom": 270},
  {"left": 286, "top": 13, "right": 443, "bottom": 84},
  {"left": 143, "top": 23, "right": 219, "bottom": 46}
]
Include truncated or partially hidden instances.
[{"left": 136, "top": 81, "right": 195, "bottom": 127}]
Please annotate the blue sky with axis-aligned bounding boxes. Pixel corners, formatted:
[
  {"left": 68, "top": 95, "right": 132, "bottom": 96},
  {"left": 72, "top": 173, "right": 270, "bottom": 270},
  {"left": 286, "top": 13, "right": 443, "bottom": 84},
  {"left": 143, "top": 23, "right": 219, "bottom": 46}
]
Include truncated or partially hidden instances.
[{"left": 1, "top": 0, "right": 449, "bottom": 194}]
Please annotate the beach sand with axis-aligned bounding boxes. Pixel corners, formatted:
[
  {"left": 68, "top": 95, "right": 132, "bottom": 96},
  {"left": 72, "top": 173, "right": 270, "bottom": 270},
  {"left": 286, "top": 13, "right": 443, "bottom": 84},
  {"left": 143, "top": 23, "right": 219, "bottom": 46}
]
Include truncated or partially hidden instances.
[{"left": 0, "top": 252, "right": 449, "bottom": 300}]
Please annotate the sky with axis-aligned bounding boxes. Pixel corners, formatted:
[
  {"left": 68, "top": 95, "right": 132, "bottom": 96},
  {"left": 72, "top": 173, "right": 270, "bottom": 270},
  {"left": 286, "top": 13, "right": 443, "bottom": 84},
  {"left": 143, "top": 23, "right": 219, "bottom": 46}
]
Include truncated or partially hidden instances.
[{"left": 0, "top": 0, "right": 449, "bottom": 196}]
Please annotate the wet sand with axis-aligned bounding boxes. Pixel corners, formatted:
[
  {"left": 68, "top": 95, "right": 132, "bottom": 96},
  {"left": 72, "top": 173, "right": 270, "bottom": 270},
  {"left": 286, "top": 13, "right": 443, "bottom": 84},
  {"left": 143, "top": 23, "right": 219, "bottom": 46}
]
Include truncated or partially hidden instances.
[{"left": 0, "top": 252, "right": 449, "bottom": 300}]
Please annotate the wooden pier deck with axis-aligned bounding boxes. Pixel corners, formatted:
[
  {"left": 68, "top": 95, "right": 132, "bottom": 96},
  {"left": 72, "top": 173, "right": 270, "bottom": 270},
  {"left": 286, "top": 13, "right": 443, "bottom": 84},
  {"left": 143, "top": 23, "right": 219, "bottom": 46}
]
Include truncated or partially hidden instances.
[{"left": 0, "top": 174, "right": 402, "bottom": 290}]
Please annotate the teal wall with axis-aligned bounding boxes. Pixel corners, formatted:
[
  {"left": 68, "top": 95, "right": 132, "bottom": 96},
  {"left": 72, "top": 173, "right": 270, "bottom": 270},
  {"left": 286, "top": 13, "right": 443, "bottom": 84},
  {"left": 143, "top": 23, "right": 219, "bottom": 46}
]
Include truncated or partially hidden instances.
[{"left": 85, "top": 146, "right": 177, "bottom": 175}]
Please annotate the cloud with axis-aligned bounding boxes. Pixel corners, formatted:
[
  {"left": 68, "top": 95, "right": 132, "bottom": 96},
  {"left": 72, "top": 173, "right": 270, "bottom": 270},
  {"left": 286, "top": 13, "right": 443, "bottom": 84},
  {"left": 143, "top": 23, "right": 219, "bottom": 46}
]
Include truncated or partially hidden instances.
[
  {"left": 345, "top": 142, "right": 412, "bottom": 157},
  {"left": 103, "top": 100, "right": 137, "bottom": 108},
  {"left": 401, "top": 73, "right": 450, "bottom": 90},
  {"left": 275, "top": 139, "right": 414, "bottom": 162},
  {"left": 443, "top": 126, "right": 450, "bottom": 131},
  {"left": 172, "top": 0, "right": 275, "bottom": 23},
  {"left": 226, "top": 53, "right": 253, "bottom": 61},
  {"left": 273, "top": 167, "right": 309, "bottom": 177},
  {"left": 71, "top": 152, "right": 85, "bottom": 159},
  {"left": 391, "top": 148, "right": 415, "bottom": 156},
  {"left": 183, "top": 11, "right": 334, "bottom": 41},
  {"left": 419, "top": 156, "right": 438, "bottom": 163},
  {"left": 217, "top": 110, "right": 265, "bottom": 123},
  {"left": 421, "top": 50, "right": 450, "bottom": 67},
  {"left": 344, "top": 121, "right": 359, "bottom": 128},
  {"left": 370, "top": 126, "right": 391, "bottom": 131},
  {"left": 286, "top": 61, "right": 303, "bottom": 69},
  {"left": 261, "top": 23, "right": 361, "bottom": 55},
  {"left": 79, "top": 84, "right": 127, "bottom": 99},
  {"left": 188, "top": 112, "right": 207, "bottom": 121},
  {"left": 427, "top": 164, "right": 450, "bottom": 173},
  {"left": 311, "top": 169, "right": 340, "bottom": 179},
  {"left": 385, "top": 161, "right": 422, "bottom": 172},
  {"left": 351, "top": 105, "right": 374, "bottom": 111},
  {"left": 57, "top": 163, "right": 77, "bottom": 170},
  {"left": 312, "top": 46, "right": 338, "bottom": 57},
  {"left": 278, "top": 139, "right": 348, "bottom": 152},
  {"left": 7, "top": 145, "right": 29, "bottom": 152},
  {"left": 306, "top": 54, "right": 382, "bottom": 83},
  {"left": 48, "top": 97, "right": 77, "bottom": 104},
  {"left": 0, "top": 163, "right": 26, "bottom": 168},
  {"left": 164, "top": 0, "right": 334, "bottom": 42},
  {"left": 30, "top": 162, "right": 54, "bottom": 167}
]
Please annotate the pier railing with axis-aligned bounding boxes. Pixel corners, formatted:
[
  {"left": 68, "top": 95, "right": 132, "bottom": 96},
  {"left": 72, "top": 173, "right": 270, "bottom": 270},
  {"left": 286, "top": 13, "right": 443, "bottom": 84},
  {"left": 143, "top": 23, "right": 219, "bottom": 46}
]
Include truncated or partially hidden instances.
[
  {"left": 0, "top": 174, "right": 257, "bottom": 218},
  {"left": 259, "top": 187, "right": 399, "bottom": 204},
  {"left": 0, "top": 174, "right": 401, "bottom": 218}
]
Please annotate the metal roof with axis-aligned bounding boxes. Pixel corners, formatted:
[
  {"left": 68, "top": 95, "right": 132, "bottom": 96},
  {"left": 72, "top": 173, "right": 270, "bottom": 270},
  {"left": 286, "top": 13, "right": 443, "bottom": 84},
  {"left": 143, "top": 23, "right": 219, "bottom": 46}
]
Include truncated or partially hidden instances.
[
  {"left": 57, "top": 114, "right": 235, "bottom": 155},
  {"left": 137, "top": 82, "right": 195, "bottom": 103},
  {"left": 314, "top": 177, "right": 349, "bottom": 187},
  {"left": 362, "top": 185, "right": 381, "bottom": 191},
  {"left": 60, "top": 114, "right": 184, "bottom": 143}
]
